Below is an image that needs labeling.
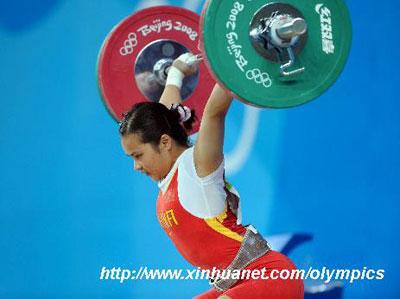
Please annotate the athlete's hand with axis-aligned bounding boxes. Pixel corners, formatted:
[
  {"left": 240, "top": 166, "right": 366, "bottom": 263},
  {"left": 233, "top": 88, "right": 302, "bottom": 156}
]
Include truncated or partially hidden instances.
[{"left": 172, "top": 52, "right": 202, "bottom": 77}]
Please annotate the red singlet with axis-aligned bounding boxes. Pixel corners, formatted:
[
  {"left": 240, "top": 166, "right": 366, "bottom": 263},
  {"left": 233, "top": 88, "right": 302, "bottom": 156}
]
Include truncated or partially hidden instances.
[{"left": 157, "top": 170, "right": 304, "bottom": 298}]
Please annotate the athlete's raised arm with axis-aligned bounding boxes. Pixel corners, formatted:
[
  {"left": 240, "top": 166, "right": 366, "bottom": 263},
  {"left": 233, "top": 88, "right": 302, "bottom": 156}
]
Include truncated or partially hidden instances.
[
  {"left": 158, "top": 52, "right": 233, "bottom": 177},
  {"left": 159, "top": 54, "right": 199, "bottom": 109},
  {"left": 194, "top": 84, "right": 233, "bottom": 177}
]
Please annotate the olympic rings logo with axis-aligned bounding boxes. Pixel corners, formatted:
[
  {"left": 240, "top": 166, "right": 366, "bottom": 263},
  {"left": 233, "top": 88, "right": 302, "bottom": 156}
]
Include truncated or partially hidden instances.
[
  {"left": 119, "top": 32, "right": 138, "bottom": 56},
  {"left": 246, "top": 68, "right": 272, "bottom": 88}
]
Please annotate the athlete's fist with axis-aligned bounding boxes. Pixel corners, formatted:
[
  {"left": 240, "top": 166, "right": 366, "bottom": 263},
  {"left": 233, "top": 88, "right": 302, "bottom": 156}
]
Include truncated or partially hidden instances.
[{"left": 172, "top": 52, "right": 202, "bottom": 77}]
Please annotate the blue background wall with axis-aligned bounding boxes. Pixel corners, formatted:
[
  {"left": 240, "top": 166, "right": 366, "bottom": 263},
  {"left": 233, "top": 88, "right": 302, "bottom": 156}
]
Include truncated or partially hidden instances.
[{"left": 0, "top": 0, "right": 399, "bottom": 298}]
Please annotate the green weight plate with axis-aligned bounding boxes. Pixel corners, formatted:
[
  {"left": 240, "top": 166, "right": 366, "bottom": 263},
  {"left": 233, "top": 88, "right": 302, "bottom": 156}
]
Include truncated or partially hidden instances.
[{"left": 201, "top": 0, "right": 352, "bottom": 108}]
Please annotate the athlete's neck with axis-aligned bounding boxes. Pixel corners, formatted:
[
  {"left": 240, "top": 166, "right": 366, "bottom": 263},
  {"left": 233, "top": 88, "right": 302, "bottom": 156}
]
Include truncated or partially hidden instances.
[
  {"left": 159, "top": 145, "right": 189, "bottom": 182},
  {"left": 171, "top": 145, "right": 189, "bottom": 163}
]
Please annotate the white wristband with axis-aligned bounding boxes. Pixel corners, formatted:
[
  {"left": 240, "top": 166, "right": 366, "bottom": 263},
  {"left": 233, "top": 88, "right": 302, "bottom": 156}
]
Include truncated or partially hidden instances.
[{"left": 166, "top": 66, "right": 184, "bottom": 89}]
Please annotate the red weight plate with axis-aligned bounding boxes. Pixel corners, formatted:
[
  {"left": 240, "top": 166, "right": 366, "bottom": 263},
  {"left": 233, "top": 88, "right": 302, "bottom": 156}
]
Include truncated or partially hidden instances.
[{"left": 98, "top": 6, "right": 215, "bottom": 133}]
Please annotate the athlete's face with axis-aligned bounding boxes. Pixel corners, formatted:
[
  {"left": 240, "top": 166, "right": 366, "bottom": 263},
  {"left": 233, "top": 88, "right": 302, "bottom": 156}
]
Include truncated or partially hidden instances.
[{"left": 121, "top": 133, "right": 173, "bottom": 181}]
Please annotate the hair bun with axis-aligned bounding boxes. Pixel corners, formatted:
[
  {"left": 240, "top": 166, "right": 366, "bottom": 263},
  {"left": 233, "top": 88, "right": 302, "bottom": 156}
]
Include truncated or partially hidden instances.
[
  {"left": 170, "top": 104, "right": 196, "bottom": 132},
  {"left": 171, "top": 104, "right": 191, "bottom": 123}
]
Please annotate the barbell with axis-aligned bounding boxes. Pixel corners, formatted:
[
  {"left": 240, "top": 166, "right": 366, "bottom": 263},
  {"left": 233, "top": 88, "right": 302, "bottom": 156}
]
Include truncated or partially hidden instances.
[{"left": 97, "top": 1, "right": 352, "bottom": 132}]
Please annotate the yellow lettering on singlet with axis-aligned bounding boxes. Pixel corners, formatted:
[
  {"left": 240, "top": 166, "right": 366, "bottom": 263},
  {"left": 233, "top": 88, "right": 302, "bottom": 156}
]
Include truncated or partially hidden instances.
[
  {"left": 166, "top": 209, "right": 178, "bottom": 225},
  {"left": 158, "top": 212, "right": 168, "bottom": 229},
  {"left": 158, "top": 209, "right": 178, "bottom": 229}
]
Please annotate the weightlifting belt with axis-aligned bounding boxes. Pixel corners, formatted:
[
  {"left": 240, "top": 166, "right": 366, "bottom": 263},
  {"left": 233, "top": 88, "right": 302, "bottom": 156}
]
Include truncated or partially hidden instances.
[{"left": 211, "top": 226, "right": 271, "bottom": 292}]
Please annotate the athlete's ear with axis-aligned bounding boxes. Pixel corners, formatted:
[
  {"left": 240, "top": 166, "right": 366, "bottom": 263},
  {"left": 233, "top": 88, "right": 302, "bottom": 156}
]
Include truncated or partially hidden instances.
[{"left": 159, "top": 134, "right": 172, "bottom": 151}]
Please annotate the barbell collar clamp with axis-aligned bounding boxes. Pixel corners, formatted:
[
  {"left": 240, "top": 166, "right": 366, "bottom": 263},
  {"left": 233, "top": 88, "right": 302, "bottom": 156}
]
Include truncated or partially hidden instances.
[
  {"left": 276, "top": 17, "right": 307, "bottom": 40},
  {"left": 280, "top": 46, "right": 305, "bottom": 77}
]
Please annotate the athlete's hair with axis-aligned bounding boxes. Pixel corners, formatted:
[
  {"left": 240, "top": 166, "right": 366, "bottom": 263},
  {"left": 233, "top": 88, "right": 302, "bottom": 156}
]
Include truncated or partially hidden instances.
[{"left": 119, "top": 102, "right": 195, "bottom": 147}]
